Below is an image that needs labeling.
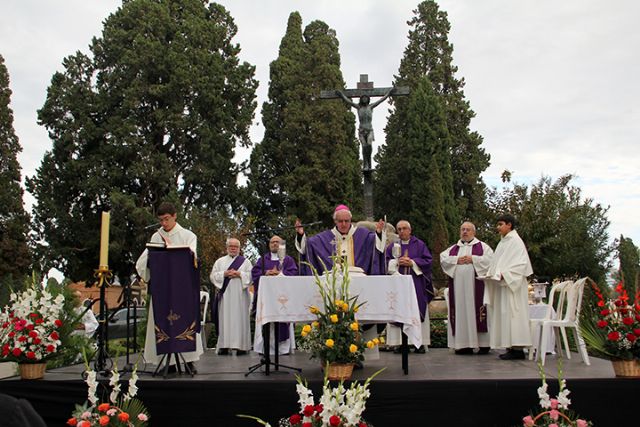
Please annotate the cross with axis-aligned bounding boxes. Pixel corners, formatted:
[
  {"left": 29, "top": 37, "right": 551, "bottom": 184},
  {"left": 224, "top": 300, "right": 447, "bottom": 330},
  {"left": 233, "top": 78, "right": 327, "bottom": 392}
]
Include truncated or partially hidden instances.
[{"left": 320, "top": 74, "right": 409, "bottom": 100}]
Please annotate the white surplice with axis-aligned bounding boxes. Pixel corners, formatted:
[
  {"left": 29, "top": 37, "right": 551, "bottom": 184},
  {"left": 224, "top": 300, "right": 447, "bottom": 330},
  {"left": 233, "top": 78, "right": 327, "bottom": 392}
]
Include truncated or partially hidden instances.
[
  {"left": 440, "top": 238, "right": 493, "bottom": 350},
  {"left": 135, "top": 223, "right": 203, "bottom": 365},
  {"left": 485, "top": 230, "right": 533, "bottom": 349},
  {"left": 210, "top": 255, "right": 253, "bottom": 351}
]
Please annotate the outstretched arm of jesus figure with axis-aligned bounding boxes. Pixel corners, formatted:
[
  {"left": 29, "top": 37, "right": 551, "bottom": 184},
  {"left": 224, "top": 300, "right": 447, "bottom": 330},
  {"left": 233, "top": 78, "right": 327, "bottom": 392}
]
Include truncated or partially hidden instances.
[
  {"left": 369, "top": 88, "right": 393, "bottom": 109},
  {"left": 337, "top": 90, "right": 359, "bottom": 108}
]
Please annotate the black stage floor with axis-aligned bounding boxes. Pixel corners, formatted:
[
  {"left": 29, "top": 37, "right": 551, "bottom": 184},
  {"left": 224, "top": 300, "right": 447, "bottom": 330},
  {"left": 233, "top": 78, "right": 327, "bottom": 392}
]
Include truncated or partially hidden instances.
[{"left": 2, "top": 348, "right": 637, "bottom": 426}]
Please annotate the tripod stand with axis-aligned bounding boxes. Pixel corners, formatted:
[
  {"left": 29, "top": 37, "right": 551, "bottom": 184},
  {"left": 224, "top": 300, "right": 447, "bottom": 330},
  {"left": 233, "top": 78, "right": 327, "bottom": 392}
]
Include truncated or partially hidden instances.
[{"left": 246, "top": 322, "right": 301, "bottom": 376}]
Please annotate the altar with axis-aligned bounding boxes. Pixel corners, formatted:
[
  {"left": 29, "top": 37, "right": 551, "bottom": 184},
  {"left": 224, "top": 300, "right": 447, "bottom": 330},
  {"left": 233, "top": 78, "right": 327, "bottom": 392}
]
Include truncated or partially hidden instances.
[{"left": 254, "top": 274, "right": 422, "bottom": 374}]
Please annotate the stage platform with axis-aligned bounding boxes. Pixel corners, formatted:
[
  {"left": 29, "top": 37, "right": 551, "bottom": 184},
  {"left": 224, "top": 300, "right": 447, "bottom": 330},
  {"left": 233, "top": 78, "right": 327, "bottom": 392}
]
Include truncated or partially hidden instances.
[{"left": 2, "top": 348, "right": 638, "bottom": 426}]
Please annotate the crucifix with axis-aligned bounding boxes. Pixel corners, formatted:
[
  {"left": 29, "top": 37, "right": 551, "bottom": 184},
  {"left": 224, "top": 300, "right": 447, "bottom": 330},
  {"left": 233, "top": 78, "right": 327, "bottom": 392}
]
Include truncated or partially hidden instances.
[{"left": 321, "top": 74, "right": 409, "bottom": 220}]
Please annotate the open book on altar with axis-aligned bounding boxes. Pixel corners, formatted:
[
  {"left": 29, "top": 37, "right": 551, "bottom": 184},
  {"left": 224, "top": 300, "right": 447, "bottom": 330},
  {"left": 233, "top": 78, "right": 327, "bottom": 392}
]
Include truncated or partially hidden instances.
[{"left": 145, "top": 242, "right": 192, "bottom": 250}]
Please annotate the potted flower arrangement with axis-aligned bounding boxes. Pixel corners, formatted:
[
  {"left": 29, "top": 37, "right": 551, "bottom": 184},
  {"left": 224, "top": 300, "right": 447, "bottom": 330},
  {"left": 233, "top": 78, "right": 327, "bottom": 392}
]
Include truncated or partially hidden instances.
[
  {"left": 67, "top": 362, "right": 149, "bottom": 427},
  {"left": 0, "top": 282, "right": 66, "bottom": 379},
  {"left": 297, "top": 259, "right": 380, "bottom": 380},
  {"left": 239, "top": 370, "right": 382, "bottom": 427},
  {"left": 581, "top": 280, "right": 640, "bottom": 377},
  {"left": 521, "top": 363, "right": 591, "bottom": 427}
]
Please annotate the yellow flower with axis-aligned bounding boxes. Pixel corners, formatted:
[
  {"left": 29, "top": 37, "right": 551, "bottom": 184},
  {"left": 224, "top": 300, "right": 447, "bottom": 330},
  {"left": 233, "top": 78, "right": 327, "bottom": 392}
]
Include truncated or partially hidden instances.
[
  {"left": 350, "top": 322, "right": 359, "bottom": 331},
  {"left": 372, "top": 338, "right": 380, "bottom": 345},
  {"left": 341, "top": 302, "right": 349, "bottom": 311},
  {"left": 309, "top": 306, "right": 320, "bottom": 314},
  {"left": 379, "top": 337, "right": 385, "bottom": 344},
  {"left": 312, "top": 321, "right": 319, "bottom": 329},
  {"left": 349, "top": 344, "right": 358, "bottom": 353},
  {"left": 325, "top": 339, "right": 334, "bottom": 348},
  {"left": 330, "top": 314, "right": 339, "bottom": 323},
  {"left": 335, "top": 299, "right": 344, "bottom": 307},
  {"left": 301, "top": 330, "right": 308, "bottom": 337},
  {"left": 302, "top": 324, "right": 312, "bottom": 333},
  {"left": 366, "top": 340, "right": 375, "bottom": 349}
]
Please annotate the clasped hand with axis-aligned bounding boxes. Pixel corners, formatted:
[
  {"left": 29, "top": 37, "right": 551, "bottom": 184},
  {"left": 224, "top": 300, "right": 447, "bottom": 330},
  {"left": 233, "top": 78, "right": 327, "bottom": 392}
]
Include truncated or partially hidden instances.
[{"left": 224, "top": 269, "right": 242, "bottom": 278}]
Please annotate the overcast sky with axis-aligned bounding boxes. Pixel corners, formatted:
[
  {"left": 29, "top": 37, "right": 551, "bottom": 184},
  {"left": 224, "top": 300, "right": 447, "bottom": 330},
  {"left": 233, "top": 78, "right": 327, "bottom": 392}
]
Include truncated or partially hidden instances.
[{"left": 1, "top": 0, "right": 639, "bottom": 248}]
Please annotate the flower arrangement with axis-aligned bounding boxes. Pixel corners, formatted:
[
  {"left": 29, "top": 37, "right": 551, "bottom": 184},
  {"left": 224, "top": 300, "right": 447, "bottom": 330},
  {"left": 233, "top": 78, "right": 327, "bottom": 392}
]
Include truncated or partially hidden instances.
[
  {"left": 298, "top": 259, "right": 380, "bottom": 366},
  {"left": 521, "top": 363, "right": 591, "bottom": 427},
  {"left": 582, "top": 280, "right": 640, "bottom": 361},
  {"left": 0, "top": 283, "right": 65, "bottom": 364},
  {"left": 67, "top": 362, "right": 150, "bottom": 427},
  {"left": 239, "top": 370, "right": 382, "bottom": 427}
]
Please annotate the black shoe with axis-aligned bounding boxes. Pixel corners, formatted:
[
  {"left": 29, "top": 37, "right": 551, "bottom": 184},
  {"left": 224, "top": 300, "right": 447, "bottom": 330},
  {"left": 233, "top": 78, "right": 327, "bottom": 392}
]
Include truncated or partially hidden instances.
[
  {"left": 414, "top": 345, "right": 426, "bottom": 354},
  {"left": 217, "top": 348, "right": 229, "bottom": 355},
  {"left": 477, "top": 347, "right": 491, "bottom": 355},
  {"left": 186, "top": 362, "right": 197, "bottom": 374},
  {"left": 454, "top": 347, "right": 473, "bottom": 355},
  {"left": 235, "top": 350, "right": 248, "bottom": 356},
  {"left": 499, "top": 349, "right": 525, "bottom": 360}
]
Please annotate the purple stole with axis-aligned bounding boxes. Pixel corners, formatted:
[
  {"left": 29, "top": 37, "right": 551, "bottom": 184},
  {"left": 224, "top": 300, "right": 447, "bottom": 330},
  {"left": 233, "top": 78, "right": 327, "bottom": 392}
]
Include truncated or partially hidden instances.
[
  {"left": 212, "top": 255, "right": 246, "bottom": 335},
  {"left": 447, "top": 242, "right": 488, "bottom": 336},
  {"left": 250, "top": 254, "right": 298, "bottom": 342}
]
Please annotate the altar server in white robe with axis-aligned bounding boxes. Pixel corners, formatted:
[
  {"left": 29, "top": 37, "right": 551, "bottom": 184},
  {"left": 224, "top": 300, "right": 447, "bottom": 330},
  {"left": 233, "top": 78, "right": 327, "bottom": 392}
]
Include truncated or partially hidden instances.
[
  {"left": 135, "top": 202, "right": 203, "bottom": 368},
  {"left": 485, "top": 214, "right": 533, "bottom": 360},
  {"left": 210, "top": 238, "right": 253, "bottom": 355},
  {"left": 441, "top": 222, "right": 494, "bottom": 355}
]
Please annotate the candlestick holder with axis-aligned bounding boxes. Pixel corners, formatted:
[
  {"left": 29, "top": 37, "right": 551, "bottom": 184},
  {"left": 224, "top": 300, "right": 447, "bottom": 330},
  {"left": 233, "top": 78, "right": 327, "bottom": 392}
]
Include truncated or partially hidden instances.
[{"left": 92, "top": 266, "right": 113, "bottom": 375}]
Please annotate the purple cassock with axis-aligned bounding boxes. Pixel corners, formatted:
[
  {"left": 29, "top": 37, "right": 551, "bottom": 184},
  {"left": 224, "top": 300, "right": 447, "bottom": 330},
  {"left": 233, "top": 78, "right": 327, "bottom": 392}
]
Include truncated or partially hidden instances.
[
  {"left": 385, "top": 236, "right": 434, "bottom": 322},
  {"left": 447, "top": 242, "right": 488, "bottom": 335},
  {"left": 299, "top": 227, "right": 385, "bottom": 276},
  {"left": 251, "top": 254, "right": 298, "bottom": 342},
  {"left": 147, "top": 248, "right": 201, "bottom": 355}
]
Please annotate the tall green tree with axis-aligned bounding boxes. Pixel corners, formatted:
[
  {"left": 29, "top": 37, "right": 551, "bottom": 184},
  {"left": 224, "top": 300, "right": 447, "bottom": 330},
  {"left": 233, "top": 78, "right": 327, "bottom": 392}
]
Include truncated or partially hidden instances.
[
  {"left": 374, "top": 77, "right": 453, "bottom": 283},
  {"left": 0, "top": 54, "right": 31, "bottom": 303},
  {"left": 616, "top": 235, "right": 639, "bottom": 296},
  {"left": 379, "top": 0, "right": 490, "bottom": 228},
  {"left": 486, "top": 174, "right": 611, "bottom": 283},
  {"left": 27, "top": 0, "right": 257, "bottom": 281},
  {"left": 246, "top": 12, "right": 361, "bottom": 235}
]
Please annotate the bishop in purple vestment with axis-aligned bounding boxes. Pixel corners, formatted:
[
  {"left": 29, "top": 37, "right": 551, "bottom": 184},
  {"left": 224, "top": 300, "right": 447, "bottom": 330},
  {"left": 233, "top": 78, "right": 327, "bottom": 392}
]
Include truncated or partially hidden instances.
[
  {"left": 385, "top": 220, "right": 433, "bottom": 352},
  {"left": 295, "top": 205, "right": 386, "bottom": 276}
]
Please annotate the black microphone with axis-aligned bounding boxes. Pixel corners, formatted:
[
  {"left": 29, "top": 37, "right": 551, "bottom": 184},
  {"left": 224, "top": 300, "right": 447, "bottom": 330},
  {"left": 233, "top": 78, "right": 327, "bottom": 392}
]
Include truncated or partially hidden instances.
[{"left": 144, "top": 222, "right": 160, "bottom": 230}]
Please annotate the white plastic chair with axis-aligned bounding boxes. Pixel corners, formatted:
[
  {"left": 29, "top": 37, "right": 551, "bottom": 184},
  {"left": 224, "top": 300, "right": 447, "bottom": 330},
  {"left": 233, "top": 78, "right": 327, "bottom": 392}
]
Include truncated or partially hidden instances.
[
  {"left": 528, "top": 280, "right": 572, "bottom": 361},
  {"left": 539, "top": 278, "right": 590, "bottom": 366},
  {"left": 200, "top": 290, "right": 210, "bottom": 349}
]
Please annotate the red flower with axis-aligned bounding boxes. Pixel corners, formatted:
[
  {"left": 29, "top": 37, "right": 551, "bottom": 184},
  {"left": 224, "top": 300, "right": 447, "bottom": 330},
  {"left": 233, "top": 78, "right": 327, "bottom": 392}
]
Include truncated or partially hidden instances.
[
  {"left": 635, "top": 314, "right": 640, "bottom": 322},
  {"left": 66, "top": 418, "right": 78, "bottom": 426},
  {"left": 99, "top": 415, "right": 110, "bottom": 426},
  {"left": 46, "top": 345, "right": 55, "bottom": 353},
  {"left": 33, "top": 338, "right": 42, "bottom": 345},
  {"left": 315, "top": 404, "right": 323, "bottom": 414},
  {"left": 329, "top": 415, "right": 341, "bottom": 426},
  {"left": 597, "top": 320, "right": 608, "bottom": 328},
  {"left": 35, "top": 318, "right": 44, "bottom": 325},
  {"left": 1, "top": 322, "right": 8, "bottom": 328},
  {"left": 8, "top": 331, "right": 15, "bottom": 338},
  {"left": 26, "top": 351, "right": 36, "bottom": 359},
  {"left": 614, "top": 300, "right": 623, "bottom": 307},
  {"left": 303, "top": 423, "right": 312, "bottom": 427},
  {"left": 597, "top": 300, "right": 605, "bottom": 307},
  {"left": 626, "top": 333, "right": 637, "bottom": 342},
  {"left": 29, "top": 330, "right": 38, "bottom": 339},
  {"left": 608, "top": 331, "right": 620, "bottom": 341},
  {"left": 634, "top": 329, "right": 640, "bottom": 336},
  {"left": 12, "top": 347, "right": 22, "bottom": 357},
  {"left": 29, "top": 313, "right": 39, "bottom": 318},
  {"left": 118, "top": 412, "right": 130, "bottom": 422},
  {"left": 50, "top": 331, "right": 59, "bottom": 340},
  {"left": 600, "top": 309, "right": 610, "bottom": 316},
  {"left": 77, "top": 421, "right": 90, "bottom": 427},
  {"left": 54, "top": 319, "right": 63, "bottom": 327},
  {"left": 1, "top": 348, "right": 8, "bottom": 357},
  {"left": 26, "top": 323, "right": 34, "bottom": 331},
  {"left": 623, "top": 317, "right": 634, "bottom": 326},
  {"left": 289, "top": 414, "right": 301, "bottom": 425},
  {"left": 359, "top": 423, "right": 368, "bottom": 427},
  {"left": 18, "top": 335, "right": 27, "bottom": 342},
  {"left": 98, "top": 403, "right": 110, "bottom": 412},
  {"left": 303, "top": 405, "right": 315, "bottom": 417}
]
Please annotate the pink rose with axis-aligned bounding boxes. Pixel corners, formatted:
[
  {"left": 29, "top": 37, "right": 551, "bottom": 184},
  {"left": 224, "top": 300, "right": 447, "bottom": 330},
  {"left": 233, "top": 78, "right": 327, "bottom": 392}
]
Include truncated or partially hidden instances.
[
  {"left": 549, "top": 424, "right": 558, "bottom": 427},
  {"left": 549, "top": 409, "right": 559, "bottom": 420},
  {"left": 576, "top": 419, "right": 588, "bottom": 427},
  {"left": 522, "top": 415, "right": 534, "bottom": 426},
  {"left": 550, "top": 398, "right": 558, "bottom": 409}
]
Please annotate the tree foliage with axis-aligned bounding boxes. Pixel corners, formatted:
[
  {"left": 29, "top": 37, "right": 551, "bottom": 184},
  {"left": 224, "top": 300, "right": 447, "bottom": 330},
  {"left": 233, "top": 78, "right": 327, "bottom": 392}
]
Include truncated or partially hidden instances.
[
  {"left": 0, "top": 54, "right": 30, "bottom": 303},
  {"left": 246, "top": 12, "right": 362, "bottom": 237},
  {"left": 485, "top": 174, "right": 611, "bottom": 283},
  {"left": 27, "top": 0, "right": 257, "bottom": 281},
  {"left": 382, "top": 0, "right": 490, "bottom": 225},
  {"left": 616, "top": 235, "right": 639, "bottom": 296}
]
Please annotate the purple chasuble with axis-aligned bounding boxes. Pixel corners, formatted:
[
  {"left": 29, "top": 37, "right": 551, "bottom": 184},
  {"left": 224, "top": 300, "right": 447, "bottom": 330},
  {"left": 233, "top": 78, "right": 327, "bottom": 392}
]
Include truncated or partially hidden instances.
[
  {"left": 250, "top": 254, "right": 298, "bottom": 342},
  {"left": 447, "top": 242, "right": 488, "bottom": 335},
  {"left": 385, "top": 236, "right": 433, "bottom": 322},
  {"left": 147, "top": 248, "right": 201, "bottom": 355},
  {"left": 300, "top": 227, "right": 384, "bottom": 276},
  {"left": 211, "top": 255, "right": 246, "bottom": 336}
]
